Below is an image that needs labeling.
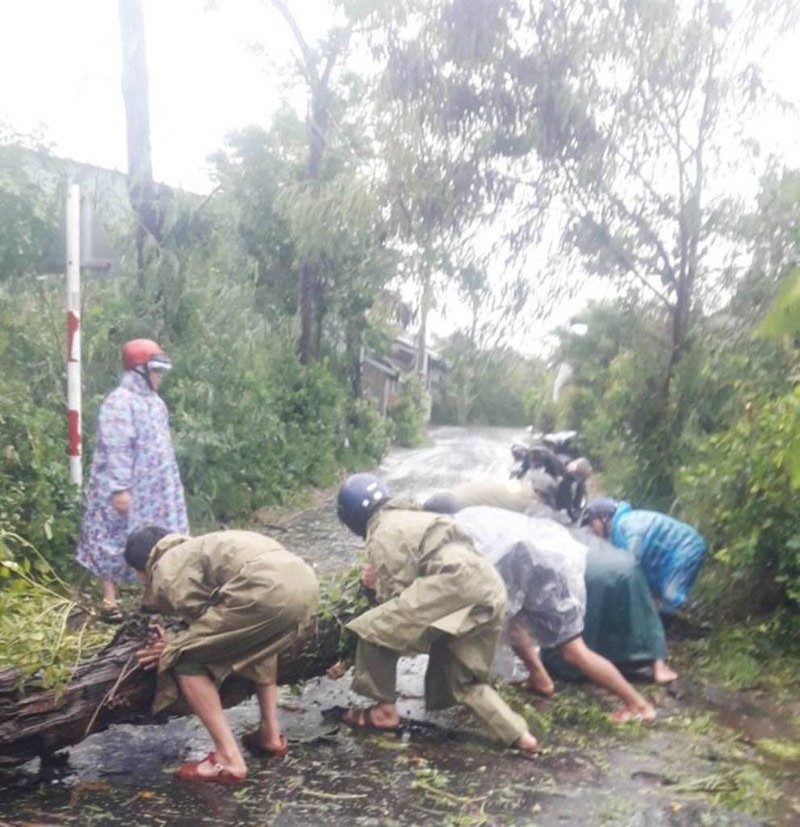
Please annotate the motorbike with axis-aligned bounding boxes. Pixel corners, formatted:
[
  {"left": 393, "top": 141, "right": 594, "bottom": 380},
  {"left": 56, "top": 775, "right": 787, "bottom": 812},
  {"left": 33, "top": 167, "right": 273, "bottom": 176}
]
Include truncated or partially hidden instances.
[{"left": 510, "top": 429, "right": 592, "bottom": 522}]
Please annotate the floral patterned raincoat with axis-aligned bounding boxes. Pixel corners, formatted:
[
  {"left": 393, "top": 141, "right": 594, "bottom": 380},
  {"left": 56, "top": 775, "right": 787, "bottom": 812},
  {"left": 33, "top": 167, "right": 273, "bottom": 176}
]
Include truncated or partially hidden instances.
[{"left": 76, "top": 370, "right": 188, "bottom": 583}]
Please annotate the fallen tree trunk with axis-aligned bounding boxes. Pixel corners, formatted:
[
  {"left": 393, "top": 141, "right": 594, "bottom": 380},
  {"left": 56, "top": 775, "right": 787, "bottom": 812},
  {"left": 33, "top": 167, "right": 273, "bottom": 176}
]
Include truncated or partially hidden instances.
[{"left": 0, "top": 580, "right": 362, "bottom": 769}]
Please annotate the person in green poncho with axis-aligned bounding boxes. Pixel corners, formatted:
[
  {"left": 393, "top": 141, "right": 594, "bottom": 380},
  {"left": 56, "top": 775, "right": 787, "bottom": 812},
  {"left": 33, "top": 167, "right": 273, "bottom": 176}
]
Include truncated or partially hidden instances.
[
  {"left": 336, "top": 473, "right": 540, "bottom": 753},
  {"left": 124, "top": 527, "right": 319, "bottom": 784}
]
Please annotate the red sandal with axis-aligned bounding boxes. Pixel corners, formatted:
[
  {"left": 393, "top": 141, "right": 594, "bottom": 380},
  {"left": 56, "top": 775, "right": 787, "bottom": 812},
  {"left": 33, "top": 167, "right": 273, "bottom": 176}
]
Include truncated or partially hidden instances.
[{"left": 174, "top": 752, "right": 246, "bottom": 784}]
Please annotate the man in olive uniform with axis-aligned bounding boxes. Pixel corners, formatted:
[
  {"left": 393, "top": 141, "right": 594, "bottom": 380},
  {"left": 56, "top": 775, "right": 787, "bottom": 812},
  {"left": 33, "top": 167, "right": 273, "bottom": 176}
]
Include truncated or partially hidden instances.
[
  {"left": 336, "top": 474, "right": 539, "bottom": 753},
  {"left": 423, "top": 479, "right": 541, "bottom": 516},
  {"left": 125, "top": 527, "right": 319, "bottom": 784}
]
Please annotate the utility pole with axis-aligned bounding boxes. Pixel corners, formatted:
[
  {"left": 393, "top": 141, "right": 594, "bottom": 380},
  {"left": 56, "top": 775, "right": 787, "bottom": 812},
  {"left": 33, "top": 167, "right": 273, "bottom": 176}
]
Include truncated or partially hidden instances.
[{"left": 65, "top": 183, "right": 82, "bottom": 488}]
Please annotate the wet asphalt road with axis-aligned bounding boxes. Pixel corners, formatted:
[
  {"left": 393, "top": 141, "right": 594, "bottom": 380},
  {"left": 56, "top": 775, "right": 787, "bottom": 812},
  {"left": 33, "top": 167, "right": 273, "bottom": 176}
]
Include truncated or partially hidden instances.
[
  {"left": 276, "top": 424, "right": 523, "bottom": 576},
  {"left": 0, "top": 426, "right": 797, "bottom": 826}
]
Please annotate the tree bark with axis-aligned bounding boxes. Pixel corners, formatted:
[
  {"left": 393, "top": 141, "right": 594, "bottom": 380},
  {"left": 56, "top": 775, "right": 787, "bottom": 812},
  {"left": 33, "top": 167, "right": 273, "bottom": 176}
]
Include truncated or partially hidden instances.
[
  {"left": 0, "top": 589, "right": 360, "bottom": 769},
  {"left": 118, "top": 0, "right": 163, "bottom": 276}
]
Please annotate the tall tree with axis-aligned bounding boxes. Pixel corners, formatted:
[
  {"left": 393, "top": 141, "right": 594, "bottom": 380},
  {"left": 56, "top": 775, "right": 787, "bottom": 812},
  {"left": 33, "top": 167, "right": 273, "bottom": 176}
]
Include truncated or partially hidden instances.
[
  {"left": 376, "top": 0, "right": 798, "bottom": 401},
  {"left": 118, "top": 0, "right": 164, "bottom": 276},
  {"left": 269, "top": 0, "right": 351, "bottom": 364},
  {"left": 538, "top": 0, "right": 799, "bottom": 401}
]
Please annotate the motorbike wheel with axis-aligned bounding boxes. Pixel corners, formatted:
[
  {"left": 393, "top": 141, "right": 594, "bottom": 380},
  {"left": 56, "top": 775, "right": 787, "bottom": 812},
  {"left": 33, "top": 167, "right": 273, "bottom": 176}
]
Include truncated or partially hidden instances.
[{"left": 567, "top": 479, "right": 588, "bottom": 522}]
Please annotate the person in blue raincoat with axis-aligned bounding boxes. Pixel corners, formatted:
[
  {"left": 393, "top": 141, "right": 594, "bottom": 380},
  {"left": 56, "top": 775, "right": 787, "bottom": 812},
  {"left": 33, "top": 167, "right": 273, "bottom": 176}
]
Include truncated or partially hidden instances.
[
  {"left": 582, "top": 499, "right": 708, "bottom": 617},
  {"left": 76, "top": 339, "right": 189, "bottom": 621}
]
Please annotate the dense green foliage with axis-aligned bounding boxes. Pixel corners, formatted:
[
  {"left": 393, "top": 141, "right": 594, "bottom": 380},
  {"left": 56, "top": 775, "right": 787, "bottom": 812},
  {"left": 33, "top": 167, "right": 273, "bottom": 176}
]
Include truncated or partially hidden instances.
[
  {"left": 679, "top": 390, "right": 800, "bottom": 611},
  {"left": 541, "top": 295, "right": 800, "bottom": 615},
  {"left": 0, "top": 532, "right": 114, "bottom": 691},
  {"left": 0, "top": 292, "right": 83, "bottom": 576},
  {"left": 386, "top": 374, "right": 429, "bottom": 447},
  {"left": 0, "top": 126, "right": 396, "bottom": 577},
  {"left": 432, "top": 333, "right": 546, "bottom": 426}
]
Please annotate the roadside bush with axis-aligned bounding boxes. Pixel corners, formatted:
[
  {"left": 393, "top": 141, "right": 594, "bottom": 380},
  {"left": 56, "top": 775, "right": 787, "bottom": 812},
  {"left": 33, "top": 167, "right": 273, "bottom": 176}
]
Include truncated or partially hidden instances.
[
  {"left": 0, "top": 296, "right": 81, "bottom": 578},
  {"left": 678, "top": 391, "right": 800, "bottom": 613},
  {"left": 554, "top": 385, "right": 596, "bottom": 433},
  {"left": 387, "top": 374, "right": 429, "bottom": 447},
  {"left": 579, "top": 346, "right": 677, "bottom": 510},
  {"left": 162, "top": 271, "right": 345, "bottom": 521},
  {"left": 341, "top": 397, "right": 393, "bottom": 469}
]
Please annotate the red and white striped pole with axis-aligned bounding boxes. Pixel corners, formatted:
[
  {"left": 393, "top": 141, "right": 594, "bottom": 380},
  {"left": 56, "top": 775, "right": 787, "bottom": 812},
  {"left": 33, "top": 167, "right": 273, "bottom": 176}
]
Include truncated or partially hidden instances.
[{"left": 66, "top": 183, "right": 82, "bottom": 488}]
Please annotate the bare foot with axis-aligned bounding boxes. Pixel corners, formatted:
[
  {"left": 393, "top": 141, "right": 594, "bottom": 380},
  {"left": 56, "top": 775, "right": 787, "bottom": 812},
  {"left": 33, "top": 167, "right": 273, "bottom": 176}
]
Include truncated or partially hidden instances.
[
  {"left": 526, "top": 669, "right": 555, "bottom": 698},
  {"left": 652, "top": 660, "right": 678, "bottom": 684},
  {"left": 609, "top": 703, "right": 657, "bottom": 725},
  {"left": 514, "top": 732, "right": 540, "bottom": 752}
]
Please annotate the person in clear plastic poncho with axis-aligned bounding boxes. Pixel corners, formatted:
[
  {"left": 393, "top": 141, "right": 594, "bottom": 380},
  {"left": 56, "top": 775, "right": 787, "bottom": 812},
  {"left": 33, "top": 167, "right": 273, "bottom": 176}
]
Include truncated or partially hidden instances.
[
  {"left": 451, "top": 506, "right": 656, "bottom": 723},
  {"left": 426, "top": 481, "right": 677, "bottom": 685}
]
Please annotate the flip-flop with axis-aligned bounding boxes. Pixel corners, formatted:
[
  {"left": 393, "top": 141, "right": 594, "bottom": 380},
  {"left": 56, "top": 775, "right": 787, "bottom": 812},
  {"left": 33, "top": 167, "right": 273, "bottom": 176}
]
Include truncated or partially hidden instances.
[
  {"left": 174, "top": 752, "right": 246, "bottom": 785},
  {"left": 339, "top": 707, "right": 400, "bottom": 734},
  {"left": 241, "top": 731, "right": 289, "bottom": 758}
]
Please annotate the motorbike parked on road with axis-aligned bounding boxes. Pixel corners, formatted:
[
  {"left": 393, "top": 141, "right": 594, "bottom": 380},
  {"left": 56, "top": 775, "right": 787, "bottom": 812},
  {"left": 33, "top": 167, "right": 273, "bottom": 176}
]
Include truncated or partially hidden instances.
[{"left": 510, "top": 429, "right": 592, "bottom": 522}]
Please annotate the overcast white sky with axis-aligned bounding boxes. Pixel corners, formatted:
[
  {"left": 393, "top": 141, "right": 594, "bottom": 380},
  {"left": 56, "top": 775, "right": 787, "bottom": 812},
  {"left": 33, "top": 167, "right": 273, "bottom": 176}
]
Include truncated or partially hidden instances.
[
  {"left": 2, "top": 1, "right": 799, "bottom": 354},
  {"left": 4, "top": 0, "right": 797, "bottom": 192},
  {"left": 0, "top": 0, "right": 323, "bottom": 193}
]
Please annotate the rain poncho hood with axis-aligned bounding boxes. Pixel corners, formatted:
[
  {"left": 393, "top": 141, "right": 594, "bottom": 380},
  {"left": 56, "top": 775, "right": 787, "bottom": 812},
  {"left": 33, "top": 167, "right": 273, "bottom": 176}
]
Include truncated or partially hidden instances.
[{"left": 610, "top": 502, "right": 707, "bottom": 614}]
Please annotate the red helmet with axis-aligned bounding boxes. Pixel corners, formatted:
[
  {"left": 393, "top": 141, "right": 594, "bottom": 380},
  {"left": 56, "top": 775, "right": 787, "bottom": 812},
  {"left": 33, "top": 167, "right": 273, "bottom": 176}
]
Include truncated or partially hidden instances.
[{"left": 121, "top": 339, "right": 168, "bottom": 370}]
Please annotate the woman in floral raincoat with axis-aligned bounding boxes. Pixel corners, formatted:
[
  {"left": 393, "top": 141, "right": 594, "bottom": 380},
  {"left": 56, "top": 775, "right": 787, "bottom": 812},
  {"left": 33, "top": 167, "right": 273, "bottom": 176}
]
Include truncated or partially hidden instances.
[{"left": 76, "top": 339, "right": 188, "bottom": 619}]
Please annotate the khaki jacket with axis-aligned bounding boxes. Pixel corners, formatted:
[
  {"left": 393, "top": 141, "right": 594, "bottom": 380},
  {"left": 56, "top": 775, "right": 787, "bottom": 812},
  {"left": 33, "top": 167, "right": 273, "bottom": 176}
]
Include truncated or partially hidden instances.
[
  {"left": 347, "top": 502, "right": 507, "bottom": 655},
  {"left": 451, "top": 480, "right": 534, "bottom": 512},
  {"left": 147, "top": 530, "right": 318, "bottom": 712}
]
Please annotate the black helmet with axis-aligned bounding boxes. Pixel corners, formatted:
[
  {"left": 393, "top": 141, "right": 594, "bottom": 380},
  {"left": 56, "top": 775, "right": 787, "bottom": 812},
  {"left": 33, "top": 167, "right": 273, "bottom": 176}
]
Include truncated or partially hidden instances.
[
  {"left": 580, "top": 497, "right": 618, "bottom": 527},
  {"left": 337, "top": 473, "right": 389, "bottom": 537}
]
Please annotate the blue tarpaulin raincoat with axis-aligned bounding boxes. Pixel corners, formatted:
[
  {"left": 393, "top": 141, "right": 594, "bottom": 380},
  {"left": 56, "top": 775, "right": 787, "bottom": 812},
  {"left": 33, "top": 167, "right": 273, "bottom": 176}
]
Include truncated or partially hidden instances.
[{"left": 610, "top": 502, "right": 707, "bottom": 614}]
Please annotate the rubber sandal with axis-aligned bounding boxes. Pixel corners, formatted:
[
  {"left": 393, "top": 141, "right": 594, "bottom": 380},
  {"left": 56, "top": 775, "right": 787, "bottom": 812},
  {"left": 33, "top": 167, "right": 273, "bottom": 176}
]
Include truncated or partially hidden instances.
[
  {"left": 174, "top": 752, "right": 246, "bottom": 784},
  {"left": 241, "top": 731, "right": 289, "bottom": 758},
  {"left": 339, "top": 707, "right": 400, "bottom": 733}
]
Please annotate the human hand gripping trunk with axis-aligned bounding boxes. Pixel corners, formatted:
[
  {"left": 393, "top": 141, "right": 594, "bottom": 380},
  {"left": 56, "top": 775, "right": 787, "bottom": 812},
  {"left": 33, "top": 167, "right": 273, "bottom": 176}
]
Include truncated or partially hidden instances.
[{"left": 136, "top": 624, "right": 166, "bottom": 670}]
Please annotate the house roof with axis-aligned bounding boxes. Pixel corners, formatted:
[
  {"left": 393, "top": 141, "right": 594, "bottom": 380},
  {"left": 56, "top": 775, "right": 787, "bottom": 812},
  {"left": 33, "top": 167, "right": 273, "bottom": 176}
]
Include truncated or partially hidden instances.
[{"left": 363, "top": 354, "right": 400, "bottom": 378}]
